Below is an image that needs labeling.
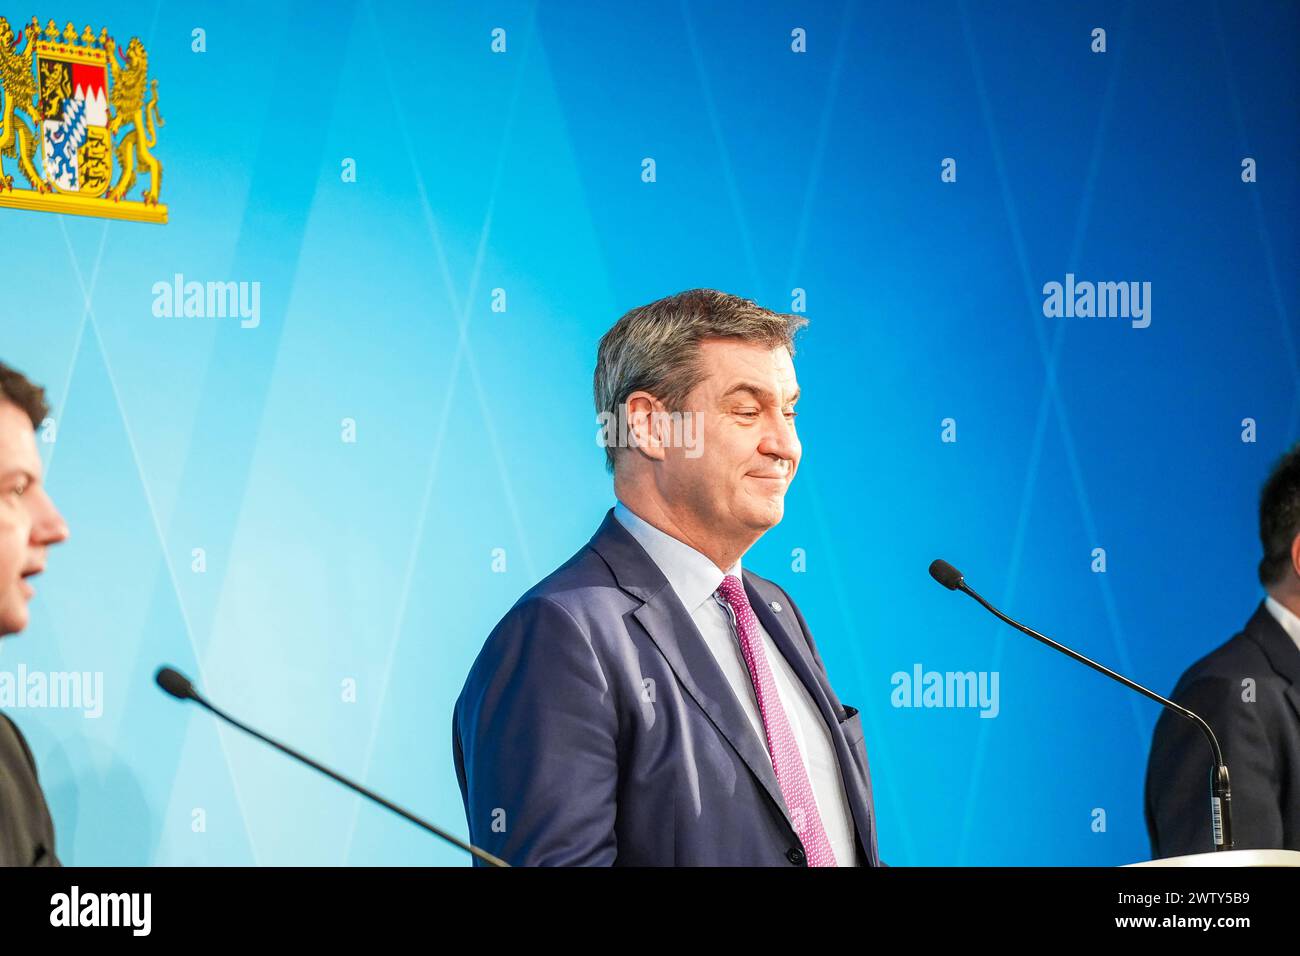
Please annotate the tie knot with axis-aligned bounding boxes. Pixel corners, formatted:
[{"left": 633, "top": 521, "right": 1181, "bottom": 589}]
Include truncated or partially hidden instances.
[{"left": 716, "top": 573, "right": 747, "bottom": 606}]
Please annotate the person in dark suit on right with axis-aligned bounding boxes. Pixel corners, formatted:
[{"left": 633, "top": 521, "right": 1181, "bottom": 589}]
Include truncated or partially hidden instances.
[{"left": 1145, "top": 441, "right": 1300, "bottom": 858}]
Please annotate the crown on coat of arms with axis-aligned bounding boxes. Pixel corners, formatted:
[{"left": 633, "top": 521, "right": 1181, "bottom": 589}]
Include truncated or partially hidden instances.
[{"left": 0, "top": 16, "right": 165, "bottom": 223}]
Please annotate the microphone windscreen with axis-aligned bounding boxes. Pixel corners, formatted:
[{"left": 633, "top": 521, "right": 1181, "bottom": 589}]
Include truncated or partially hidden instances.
[
  {"left": 929, "top": 559, "right": 964, "bottom": 590},
  {"left": 155, "top": 666, "right": 195, "bottom": 701}
]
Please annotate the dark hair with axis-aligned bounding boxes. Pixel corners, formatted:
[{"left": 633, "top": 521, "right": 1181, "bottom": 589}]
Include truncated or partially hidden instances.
[
  {"left": 0, "top": 361, "right": 50, "bottom": 429},
  {"left": 1259, "top": 442, "right": 1300, "bottom": 587}
]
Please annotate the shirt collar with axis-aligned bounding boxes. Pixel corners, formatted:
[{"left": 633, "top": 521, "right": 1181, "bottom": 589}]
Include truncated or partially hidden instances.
[
  {"left": 1264, "top": 594, "right": 1300, "bottom": 655},
  {"left": 613, "top": 499, "right": 741, "bottom": 613}
]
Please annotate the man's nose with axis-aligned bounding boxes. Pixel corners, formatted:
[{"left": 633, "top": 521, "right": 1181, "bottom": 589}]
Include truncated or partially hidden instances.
[
  {"left": 759, "top": 410, "right": 800, "bottom": 465},
  {"left": 29, "top": 488, "right": 69, "bottom": 545}
]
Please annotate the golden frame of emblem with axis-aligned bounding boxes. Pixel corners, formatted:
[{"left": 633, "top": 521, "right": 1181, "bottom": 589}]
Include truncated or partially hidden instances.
[{"left": 0, "top": 17, "right": 166, "bottom": 224}]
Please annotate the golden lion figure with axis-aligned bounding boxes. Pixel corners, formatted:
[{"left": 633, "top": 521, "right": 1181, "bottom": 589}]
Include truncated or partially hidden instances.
[
  {"left": 0, "top": 17, "right": 45, "bottom": 191},
  {"left": 107, "top": 36, "right": 163, "bottom": 204}
]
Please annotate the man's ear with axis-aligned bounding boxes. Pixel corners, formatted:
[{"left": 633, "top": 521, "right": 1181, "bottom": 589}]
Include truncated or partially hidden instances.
[
  {"left": 624, "top": 391, "right": 668, "bottom": 462},
  {"left": 1290, "top": 531, "right": 1300, "bottom": 581}
]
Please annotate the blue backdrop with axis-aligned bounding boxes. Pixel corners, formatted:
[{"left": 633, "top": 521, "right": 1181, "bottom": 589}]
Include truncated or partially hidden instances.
[{"left": 0, "top": 0, "right": 1296, "bottom": 865}]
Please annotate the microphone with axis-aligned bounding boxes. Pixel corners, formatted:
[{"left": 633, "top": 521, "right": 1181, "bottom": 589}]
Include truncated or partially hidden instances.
[
  {"left": 154, "top": 666, "right": 509, "bottom": 867},
  {"left": 927, "top": 560, "right": 1234, "bottom": 853}
]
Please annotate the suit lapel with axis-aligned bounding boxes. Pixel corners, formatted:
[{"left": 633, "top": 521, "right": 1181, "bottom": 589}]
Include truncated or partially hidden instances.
[
  {"left": 744, "top": 574, "right": 838, "bottom": 727},
  {"left": 631, "top": 591, "right": 797, "bottom": 830},
  {"left": 587, "top": 509, "right": 795, "bottom": 831},
  {"left": 745, "top": 572, "right": 878, "bottom": 865},
  {"left": 1246, "top": 601, "right": 1300, "bottom": 725}
]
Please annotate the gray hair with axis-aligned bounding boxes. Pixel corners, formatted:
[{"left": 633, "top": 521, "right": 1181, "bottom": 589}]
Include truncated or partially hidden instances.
[{"left": 593, "top": 289, "right": 808, "bottom": 474}]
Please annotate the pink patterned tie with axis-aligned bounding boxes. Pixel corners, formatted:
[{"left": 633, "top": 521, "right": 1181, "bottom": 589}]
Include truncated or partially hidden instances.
[{"left": 715, "top": 574, "right": 838, "bottom": 867}]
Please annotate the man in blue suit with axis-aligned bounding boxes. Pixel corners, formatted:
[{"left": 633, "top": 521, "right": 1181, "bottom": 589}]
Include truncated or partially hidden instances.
[{"left": 453, "top": 289, "right": 881, "bottom": 866}]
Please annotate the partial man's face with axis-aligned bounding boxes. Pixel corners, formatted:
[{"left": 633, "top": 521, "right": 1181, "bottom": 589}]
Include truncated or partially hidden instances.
[
  {"left": 0, "top": 401, "right": 69, "bottom": 636},
  {"left": 661, "top": 337, "right": 801, "bottom": 539}
]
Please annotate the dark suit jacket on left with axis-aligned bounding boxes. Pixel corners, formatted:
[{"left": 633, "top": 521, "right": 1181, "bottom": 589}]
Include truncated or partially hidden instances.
[{"left": 0, "top": 711, "right": 59, "bottom": 866}]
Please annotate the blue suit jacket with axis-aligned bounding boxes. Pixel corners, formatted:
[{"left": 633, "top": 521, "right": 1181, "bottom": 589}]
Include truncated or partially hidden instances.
[{"left": 452, "top": 507, "right": 881, "bottom": 866}]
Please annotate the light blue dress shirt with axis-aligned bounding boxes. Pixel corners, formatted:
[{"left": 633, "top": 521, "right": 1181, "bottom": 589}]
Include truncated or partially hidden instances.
[{"left": 612, "top": 499, "right": 859, "bottom": 865}]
